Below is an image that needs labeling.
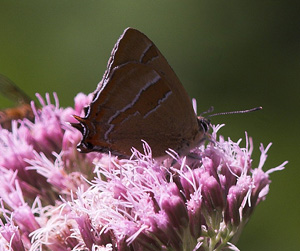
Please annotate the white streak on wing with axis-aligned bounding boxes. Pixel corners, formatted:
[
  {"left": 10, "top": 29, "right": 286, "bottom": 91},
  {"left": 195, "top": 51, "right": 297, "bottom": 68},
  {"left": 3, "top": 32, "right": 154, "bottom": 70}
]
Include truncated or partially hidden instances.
[
  {"left": 139, "top": 44, "right": 159, "bottom": 63},
  {"left": 139, "top": 44, "right": 152, "bottom": 62},
  {"left": 104, "top": 74, "right": 161, "bottom": 140},
  {"left": 143, "top": 90, "right": 172, "bottom": 118},
  {"left": 119, "top": 111, "right": 140, "bottom": 126}
]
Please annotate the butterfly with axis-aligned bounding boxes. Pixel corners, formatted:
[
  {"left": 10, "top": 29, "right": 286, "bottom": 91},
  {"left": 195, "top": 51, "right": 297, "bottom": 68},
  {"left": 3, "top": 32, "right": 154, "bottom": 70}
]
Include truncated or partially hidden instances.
[
  {"left": 0, "top": 74, "right": 34, "bottom": 130},
  {"left": 72, "top": 28, "right": 210, "bottom": 158}
]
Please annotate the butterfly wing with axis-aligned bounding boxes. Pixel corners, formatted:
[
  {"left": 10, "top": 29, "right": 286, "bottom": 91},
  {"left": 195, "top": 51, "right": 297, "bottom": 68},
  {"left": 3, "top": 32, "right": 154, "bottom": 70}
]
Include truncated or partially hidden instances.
[
  {"left": 0, "top": 74, "right": 31, "bottom": 104},
  {"left": 74, "top": 28, "right": 204, "bottom": 157},
  {"left": 99, "top": 28, "right": 194, "bottom": 111},
  {"left": 0, "top": 74, "right": 33, "bottom": 130}
]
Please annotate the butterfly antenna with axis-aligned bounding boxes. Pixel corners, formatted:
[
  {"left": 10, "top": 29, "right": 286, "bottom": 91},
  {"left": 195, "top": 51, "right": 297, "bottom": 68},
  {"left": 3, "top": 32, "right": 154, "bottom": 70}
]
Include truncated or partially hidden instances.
[
  {"left": 208, "top": 106, "right": 262, "bottom": 117},
  {"left": 200, "top": 106, "right": 214, "bottom": 116}
]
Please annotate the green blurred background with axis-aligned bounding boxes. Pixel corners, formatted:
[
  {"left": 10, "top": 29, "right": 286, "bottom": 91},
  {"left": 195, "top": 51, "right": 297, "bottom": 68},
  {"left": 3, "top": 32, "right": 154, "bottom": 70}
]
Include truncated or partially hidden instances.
[{"left": 0, "top": 1, "right": 299, "bottom": 250}]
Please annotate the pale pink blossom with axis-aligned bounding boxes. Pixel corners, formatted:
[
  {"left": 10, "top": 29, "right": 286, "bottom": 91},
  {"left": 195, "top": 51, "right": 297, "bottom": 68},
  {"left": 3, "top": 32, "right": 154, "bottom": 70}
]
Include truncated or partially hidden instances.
[{"left": 0, "top": 93, "right": 287, "bottom": 251}]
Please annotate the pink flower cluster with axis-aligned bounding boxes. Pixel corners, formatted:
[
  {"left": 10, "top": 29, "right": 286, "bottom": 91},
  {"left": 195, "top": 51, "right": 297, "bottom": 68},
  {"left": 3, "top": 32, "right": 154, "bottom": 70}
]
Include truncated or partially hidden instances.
[{"left": 0, "top": 93, "right": 286, "bottom": 251}]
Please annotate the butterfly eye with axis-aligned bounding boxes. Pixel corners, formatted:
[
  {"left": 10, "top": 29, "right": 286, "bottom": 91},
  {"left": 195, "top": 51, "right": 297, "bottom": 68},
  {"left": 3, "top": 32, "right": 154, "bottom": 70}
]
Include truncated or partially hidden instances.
[{"left": 198, "top": 118, "right": 210, "bottom": 133}]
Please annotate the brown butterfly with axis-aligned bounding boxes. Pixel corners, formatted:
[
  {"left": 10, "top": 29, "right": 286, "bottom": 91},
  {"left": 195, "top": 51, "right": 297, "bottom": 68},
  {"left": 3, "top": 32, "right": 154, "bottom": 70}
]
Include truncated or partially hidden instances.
[
  {"left": 72, "top": 28, "right": 210, "bottom": 158},
  {"left": 0, "top": 74, "right": 34, "bottom": 130}
]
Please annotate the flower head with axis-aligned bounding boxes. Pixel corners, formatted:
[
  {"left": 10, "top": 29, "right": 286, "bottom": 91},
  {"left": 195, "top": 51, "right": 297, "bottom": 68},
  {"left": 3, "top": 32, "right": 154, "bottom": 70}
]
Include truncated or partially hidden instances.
[{"left": 0, "top": 93, "right": 287, "bottom": 251}]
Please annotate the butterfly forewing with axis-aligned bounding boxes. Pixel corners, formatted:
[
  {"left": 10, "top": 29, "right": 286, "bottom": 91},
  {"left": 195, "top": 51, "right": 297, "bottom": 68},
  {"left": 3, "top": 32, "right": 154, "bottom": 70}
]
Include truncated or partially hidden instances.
[
  {"left": 0, "top": 74, "right": 34, "bottom": 130},
  {"left": 0, "top": 74, "right": 31, "bottom": 104},
  {"left": 101, "top": 29, "right": 194, "bottom": 109},
  {"left": 74, "top": 28, "right": 205, "bottom": 158}
]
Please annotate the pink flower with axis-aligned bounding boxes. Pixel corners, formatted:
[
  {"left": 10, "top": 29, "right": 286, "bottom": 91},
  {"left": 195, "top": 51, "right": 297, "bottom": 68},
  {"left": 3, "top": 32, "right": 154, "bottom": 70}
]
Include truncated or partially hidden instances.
[{"left": 0, "top": 94, "right": 287, "bottom": 251}]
